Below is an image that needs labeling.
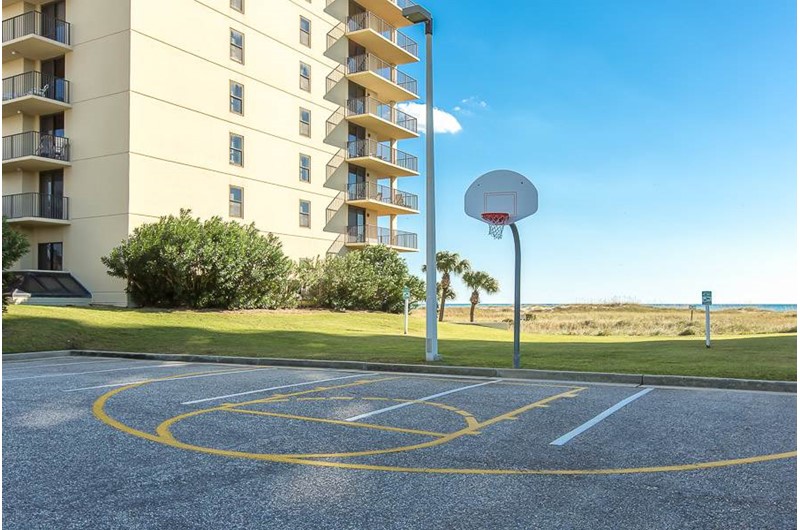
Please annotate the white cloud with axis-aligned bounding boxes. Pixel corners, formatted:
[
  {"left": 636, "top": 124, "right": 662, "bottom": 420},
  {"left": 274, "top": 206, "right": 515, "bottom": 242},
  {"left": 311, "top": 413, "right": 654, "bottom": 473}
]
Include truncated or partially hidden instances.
[
  {"left": 396, "top": 102, "right": 462, "bottom": 134},
  {"left": 454, "top": 96, "right": 489, "bottom": 115}
]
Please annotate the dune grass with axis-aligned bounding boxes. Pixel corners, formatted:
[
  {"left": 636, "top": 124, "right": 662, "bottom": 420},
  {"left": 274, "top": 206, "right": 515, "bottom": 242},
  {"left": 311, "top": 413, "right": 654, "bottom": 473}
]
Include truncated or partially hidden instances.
[
  {"left": 2, "top": 305, "right": 796, "bottom": 380},
  {"left": 445, "top": 304, "right": 797, "bottom": 336}
]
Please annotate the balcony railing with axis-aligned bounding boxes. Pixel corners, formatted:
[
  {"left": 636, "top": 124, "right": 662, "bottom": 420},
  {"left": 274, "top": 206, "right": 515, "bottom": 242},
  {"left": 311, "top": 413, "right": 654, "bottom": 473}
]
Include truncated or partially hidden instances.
[
  {"left": 3, "top": 131, "right": 70, "bottom": 162},
  {"left": 2, "top": 11, "right": 71, "bottom": 45},
  {"left": 346, "top": 225, "right": 418, "bottom": 249},
  {"left": 346, "top": 97, "right": 417, "bottom": 134},
  {"left": 347, "top": 138, "right": 417, "bottom": 173},
  {"left": 3, "top": 192, "right": 69, "bottom": 221},
  {"left": 346, "top": 12, "right": 418, "bottom": 58},
  {"left": 347, "top": 181, "right": 418, "bottom": 210},
  {"left": 346, "top": 54, "right": 417, "bottom": 95},
  {"left": 3, "top": 71, "right": 70, "bottom": 103},
  {"left": 327, "top": 0, "right": 415, "bottom": 7}
]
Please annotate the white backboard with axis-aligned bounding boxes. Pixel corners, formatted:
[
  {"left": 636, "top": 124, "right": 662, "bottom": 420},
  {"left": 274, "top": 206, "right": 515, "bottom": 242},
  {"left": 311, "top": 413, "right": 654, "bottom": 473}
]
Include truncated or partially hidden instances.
[{"left": 464, "top": 170, "right": 538, "bottom": 225}]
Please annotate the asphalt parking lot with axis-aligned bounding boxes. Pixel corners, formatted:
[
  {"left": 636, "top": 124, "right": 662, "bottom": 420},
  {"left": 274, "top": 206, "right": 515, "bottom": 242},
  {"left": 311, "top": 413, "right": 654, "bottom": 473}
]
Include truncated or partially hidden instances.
[{"left": 2, "top": 355, "right": 797, "bottom": 529}]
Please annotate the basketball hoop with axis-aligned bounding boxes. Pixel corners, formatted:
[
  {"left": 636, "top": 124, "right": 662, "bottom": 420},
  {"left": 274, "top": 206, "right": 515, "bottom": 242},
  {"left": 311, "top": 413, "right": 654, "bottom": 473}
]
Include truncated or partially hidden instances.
[
  {"left": 481, "top": 212, "right": 510, "bottom": 239},
  {"left": 465, "top": 170, "right": 539, "bottom": 370}
]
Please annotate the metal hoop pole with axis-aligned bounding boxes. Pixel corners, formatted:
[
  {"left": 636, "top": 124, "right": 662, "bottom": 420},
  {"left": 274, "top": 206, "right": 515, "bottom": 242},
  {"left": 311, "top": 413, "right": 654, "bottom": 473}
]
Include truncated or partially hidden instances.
[{"left": 510, "top": 223, "right": 521, "bottom": 369}]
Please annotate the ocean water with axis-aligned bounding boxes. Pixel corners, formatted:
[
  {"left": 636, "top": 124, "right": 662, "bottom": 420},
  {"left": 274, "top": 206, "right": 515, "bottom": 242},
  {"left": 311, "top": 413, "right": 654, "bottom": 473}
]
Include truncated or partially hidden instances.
[{"left": 444, "top": 303, "right": 797, "bottom": 312}]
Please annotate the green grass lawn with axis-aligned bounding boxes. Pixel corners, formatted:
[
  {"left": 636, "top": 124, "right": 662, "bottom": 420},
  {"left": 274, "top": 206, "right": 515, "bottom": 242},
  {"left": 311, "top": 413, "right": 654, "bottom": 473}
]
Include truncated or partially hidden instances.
[{"left": 2, "top": 306, "right": 796, "bottom": 380}]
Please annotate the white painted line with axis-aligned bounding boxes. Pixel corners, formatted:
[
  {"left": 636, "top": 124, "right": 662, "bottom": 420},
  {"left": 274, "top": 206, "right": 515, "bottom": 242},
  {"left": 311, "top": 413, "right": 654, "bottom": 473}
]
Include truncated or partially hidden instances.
[
  {"left": 345, "top": 380, "right": 501, "bottom": 422},
  {"left": 62, "top": 368, "right": 266, "bottom": 392},
  {"left": 3, "top": 359, "right": 127, "bottom": 371},
  {"left": 181, "top": 373, "right": 375, "bottom": 405},
  {"left": 3, "top": 363, "right": 191, "bottom": 381},
  {"left": 550, "top": 387, "right": 654, "bottom": 446}
]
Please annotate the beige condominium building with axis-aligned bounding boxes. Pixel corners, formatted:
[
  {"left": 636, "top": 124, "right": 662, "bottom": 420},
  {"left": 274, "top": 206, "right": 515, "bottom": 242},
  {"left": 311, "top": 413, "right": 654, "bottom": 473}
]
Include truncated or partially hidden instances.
[{"left": 2, "top": 0, "right": 421, "bottom": 306}]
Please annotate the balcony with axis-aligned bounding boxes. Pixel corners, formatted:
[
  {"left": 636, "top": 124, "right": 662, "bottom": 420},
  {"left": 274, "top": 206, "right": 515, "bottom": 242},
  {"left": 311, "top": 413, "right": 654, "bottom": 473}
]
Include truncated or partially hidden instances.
[
  {"left": 2, "top": 71, "right": 71, "bottom": 117},
  {"left": 346, "top": 54, "right": 417, "bottom": 102},
  {"left": 346, "top": 181, "right": 418, "bottom": 215},
  {"left": 347, "top": 138, "right": 418, "bottom": 177},
  {"left": 351, "top": 0, "right": 416, "bottom": 29},
  {"left": 2, "top": 11, "right": 72, "bottom": 62},
  {"left": 2, "top": 192, "right": 69, "bottom": 226},
  {"left": 345, "top": 97, "right": 418, "bottom": 141},
  {"left": 346, "top": 12, "right": 418, "bottom": 65},
  {"left": 344, "top": 225, "right": 418, "bottom": 252},
  {"left": 3, "top": 131, "right": 70, "bottom": 171}
]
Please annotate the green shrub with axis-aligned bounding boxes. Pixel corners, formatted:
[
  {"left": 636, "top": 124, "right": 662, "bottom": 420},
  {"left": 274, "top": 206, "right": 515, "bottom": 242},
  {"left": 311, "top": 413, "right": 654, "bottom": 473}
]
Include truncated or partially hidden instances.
[
  {"left": 101, "top": 209, "right": 294, "bottom": 309},
  {"left": 2, "top": 217, "right": 29, "bottom": 269},
  {"left": 2, "top": 218, "right": 30, "bottom": 311},
  {"left": 300, "top": 245, "right": 424, "bottom": 313}
]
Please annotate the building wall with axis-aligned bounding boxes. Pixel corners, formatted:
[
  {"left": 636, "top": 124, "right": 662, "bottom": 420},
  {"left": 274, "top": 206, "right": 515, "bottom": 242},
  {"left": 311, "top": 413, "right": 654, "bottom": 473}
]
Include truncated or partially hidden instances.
[
  {"left": 3, "top": 0, "right": 419, "bottom": 306},
  {"left": 127, "top": 0, "right": 346, "bottom": 261},
  {"left": 2, "top": 0, "right": 133, "bottom": 305}
]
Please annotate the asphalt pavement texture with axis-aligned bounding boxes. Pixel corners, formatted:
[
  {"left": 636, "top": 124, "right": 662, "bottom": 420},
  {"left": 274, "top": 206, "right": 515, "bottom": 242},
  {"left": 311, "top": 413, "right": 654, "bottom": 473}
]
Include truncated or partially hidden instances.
[{"left": 2, "top": 356, "right": 796, "bottom": 529}]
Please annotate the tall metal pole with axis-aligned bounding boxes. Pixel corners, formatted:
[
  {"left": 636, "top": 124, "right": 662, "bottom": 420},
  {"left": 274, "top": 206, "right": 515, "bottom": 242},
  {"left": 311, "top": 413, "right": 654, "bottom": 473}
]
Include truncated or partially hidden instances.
[
  {"left": 705, "top": 304, "right": 711, "bottom": 348},
  {"left": 510, "top": 223, "right": 521, "bottom": 369},
  {"left": 424, "top": 21, "right": 439, "bottom": 361}
]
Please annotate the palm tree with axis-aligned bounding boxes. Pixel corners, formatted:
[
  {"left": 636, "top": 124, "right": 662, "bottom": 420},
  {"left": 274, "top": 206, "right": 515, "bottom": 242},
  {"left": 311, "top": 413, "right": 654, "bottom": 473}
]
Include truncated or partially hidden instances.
[
  {"left": 424, "top": 251, "right": 470, "bottom": 322},
  {"left": 462, "top": 271, "right": 500, "bottom": 323}
]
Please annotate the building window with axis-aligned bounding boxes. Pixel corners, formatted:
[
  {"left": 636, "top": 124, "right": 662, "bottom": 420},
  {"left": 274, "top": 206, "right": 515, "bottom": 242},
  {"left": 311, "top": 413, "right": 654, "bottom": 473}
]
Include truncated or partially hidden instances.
[
  {"left": 299, "top": 62, "right": 311, "bottom": 92},
  {"left": 299, "top": 200, "right": 311, "bottom": 228},
  {"left": 229, "top": 186, "right": 243, "bottom": 217},
  {"left": 230, "top": 29, "right": 244, "bottom": 63},
  {"left": 231, "top": 0, "right": 244, "bottom": 12},
  {"left": 299, "top": 108, "right": 311, "bottom": 137},
  {"left": 38, "top": 242, "right": 63, "bottom": 271},
  {"left": 299, "top": 154, "right": 311, "bottom": 182},
  {"left": 300, "top": 16, "right": 311, "bottom": 47},
  {"left": 230, "top": 81, "right": 244, "bottom": 115},
  {"left": 230, "top": 133, "right": 244, "bottom": 166}
]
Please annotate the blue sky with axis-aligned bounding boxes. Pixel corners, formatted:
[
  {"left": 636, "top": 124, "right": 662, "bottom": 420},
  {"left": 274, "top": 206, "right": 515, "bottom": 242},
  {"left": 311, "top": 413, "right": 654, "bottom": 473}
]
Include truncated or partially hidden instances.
[{"left": 391, "top": 0, "right": 797, "bottom": 304}]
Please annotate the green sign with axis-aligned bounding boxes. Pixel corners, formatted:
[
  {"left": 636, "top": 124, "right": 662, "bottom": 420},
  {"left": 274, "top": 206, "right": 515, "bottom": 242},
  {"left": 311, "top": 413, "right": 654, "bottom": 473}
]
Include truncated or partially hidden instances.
[
  {"left": 702, "top": 291, "right": 712, "bottom": 305},
  {"left": 402, "top": 287, "right": 410, "bottom": 300}
]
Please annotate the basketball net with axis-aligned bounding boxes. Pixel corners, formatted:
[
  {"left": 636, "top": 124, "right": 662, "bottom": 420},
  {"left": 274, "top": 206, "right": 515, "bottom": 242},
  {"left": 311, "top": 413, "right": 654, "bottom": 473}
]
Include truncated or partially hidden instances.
[{"left": 481, "top": 212, "right": 510, "bottom": 239}]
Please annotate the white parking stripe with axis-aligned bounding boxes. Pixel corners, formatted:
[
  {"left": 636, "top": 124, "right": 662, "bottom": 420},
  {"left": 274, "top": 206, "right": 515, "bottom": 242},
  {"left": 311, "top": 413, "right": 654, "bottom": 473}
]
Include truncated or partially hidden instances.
[
  {"left": 550, "top": 388, "right": 654, "bottom": 446},
  {"left": 344, "top": 380, "right": 501, "bottom": 422},
  {"left": 3, "top": 363, "right": 191, "bottom": 381},
  {"left": 62, "top": 368, "right": 268, "bottom": 391},
  {"left": 3, "top": 359, "right": 126, "bottom": 370},
  {"left": 181, "top": 373, "right": 376, "bottom": 405}
]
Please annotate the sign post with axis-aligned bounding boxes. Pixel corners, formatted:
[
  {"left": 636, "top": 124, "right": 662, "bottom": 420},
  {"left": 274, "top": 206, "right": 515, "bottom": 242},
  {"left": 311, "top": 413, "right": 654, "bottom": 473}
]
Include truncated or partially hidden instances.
[
  {"left": 402, "top": 287, "right": 410, "bottom": 335},
  {"left": 702, "top": 291, "right": 712, "bottom": 348}
]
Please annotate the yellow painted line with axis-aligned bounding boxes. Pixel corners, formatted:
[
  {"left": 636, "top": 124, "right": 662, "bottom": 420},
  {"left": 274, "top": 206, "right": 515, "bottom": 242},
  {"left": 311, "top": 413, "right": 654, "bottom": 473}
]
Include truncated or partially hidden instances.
[
  {"left": 91, "top": 369, "right": 257, "bottom": 444},
  {"left": 297, "top": 396, "right": 354, "bottom": 401},
  {"left": 93, "top": 379, "right": 798, "bottom": 476},
  {"left": 224, "top": 408, "right": 449, "bottom": 438},
  {"left": 220, "top": 377, "right": 399, "bottom": 409},
  {"left": 153, "top": 377, "right": 400, "bottom": 447},
  {"left": 157, "top": 387, "right": 582, "bottom": 459},
  {"left": 275, "top": 450, "right": 799, "bottom": 476},
  {"left": 264, "top": 395, "right": 481, "bottom": 435}
]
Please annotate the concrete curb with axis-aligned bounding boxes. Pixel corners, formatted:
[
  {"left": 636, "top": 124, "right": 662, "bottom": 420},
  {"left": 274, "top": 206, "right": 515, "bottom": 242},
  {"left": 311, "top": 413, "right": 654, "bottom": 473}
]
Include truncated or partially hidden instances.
[
  {"left": 640, "top": 374, "right": 797, "bottom": 393},
  {"left": 54, "top": 349, "right": 796, "bottom": 393},
  {"left": 2, "top": 350, "right": 74, "bottom": 362}
]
